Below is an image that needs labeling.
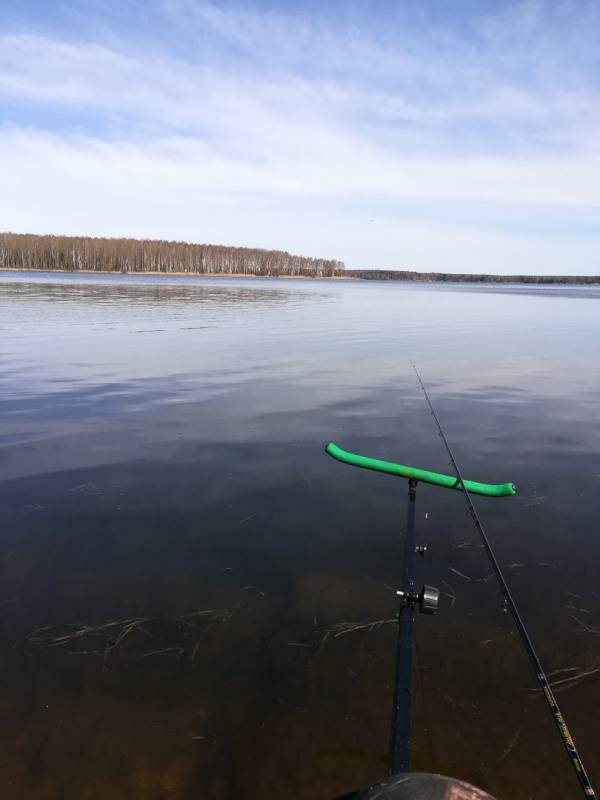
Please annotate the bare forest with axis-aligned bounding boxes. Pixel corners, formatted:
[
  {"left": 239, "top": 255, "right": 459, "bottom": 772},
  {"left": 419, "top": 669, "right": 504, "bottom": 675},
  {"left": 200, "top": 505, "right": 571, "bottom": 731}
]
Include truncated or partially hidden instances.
[
  {"left": 0, "top": 233, "right": 345, "bottom": 278},
  {"left": 2, "top": 233, "right": 598, "bottom": 284}
]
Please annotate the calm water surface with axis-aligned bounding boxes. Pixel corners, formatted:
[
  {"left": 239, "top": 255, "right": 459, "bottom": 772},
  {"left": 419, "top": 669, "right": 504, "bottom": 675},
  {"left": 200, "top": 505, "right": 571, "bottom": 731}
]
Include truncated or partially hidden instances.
[{"left": 1, "top": 271, "right": 599, "bottom": 799}]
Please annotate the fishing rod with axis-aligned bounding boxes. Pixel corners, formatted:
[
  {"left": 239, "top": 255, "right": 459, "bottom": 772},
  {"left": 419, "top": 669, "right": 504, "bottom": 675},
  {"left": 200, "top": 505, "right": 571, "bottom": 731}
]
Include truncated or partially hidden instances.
[
  {"left": 325, "top": 442, "right": 506, "bottom": 800},
  {"left": 324, "top": 368, "right": 596, "bottom": 799},
  {"left": 326, "top": 438, "right": 502, "bottom": 799},
  {"left": 411, "top": 363, "right": 596, "bottom": 800}
]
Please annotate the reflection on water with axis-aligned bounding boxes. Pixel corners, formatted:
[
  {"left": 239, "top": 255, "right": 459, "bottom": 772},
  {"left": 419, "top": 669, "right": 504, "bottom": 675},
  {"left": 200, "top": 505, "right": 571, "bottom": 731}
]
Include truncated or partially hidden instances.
[
  {"left": 0, "top": 272, "right": 325, "bottom": 306},
  {"left": 1, "top": 271, "right": 599, "bottom": 799}
]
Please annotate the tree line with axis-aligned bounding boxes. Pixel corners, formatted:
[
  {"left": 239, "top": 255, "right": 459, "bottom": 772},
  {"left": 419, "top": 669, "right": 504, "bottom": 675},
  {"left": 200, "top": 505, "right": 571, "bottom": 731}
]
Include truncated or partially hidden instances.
[
  {"left": 0, "top": 233, "right": 345, "bottom": 278},
  {"left": 2, "top": 233, "right": 596, "bottom": 284},
  {"left": 345, "top": 269, "right": 600, "bottom": 284}
]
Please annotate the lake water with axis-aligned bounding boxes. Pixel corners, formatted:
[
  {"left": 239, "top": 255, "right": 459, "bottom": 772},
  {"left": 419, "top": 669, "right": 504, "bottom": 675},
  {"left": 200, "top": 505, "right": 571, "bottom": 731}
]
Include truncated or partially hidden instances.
[{"left": 1, "top": 271, "right": 599, "bottom": 800}]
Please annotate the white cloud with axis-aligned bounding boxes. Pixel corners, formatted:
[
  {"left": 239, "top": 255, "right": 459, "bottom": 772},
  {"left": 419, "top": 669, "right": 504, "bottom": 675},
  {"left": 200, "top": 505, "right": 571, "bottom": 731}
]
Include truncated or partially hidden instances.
[
  {"left": 1, "top": 1, "right": 600, "bottom": 273},
  {"left": 2, "top": 127, "right": 599, "bottom": 274}
]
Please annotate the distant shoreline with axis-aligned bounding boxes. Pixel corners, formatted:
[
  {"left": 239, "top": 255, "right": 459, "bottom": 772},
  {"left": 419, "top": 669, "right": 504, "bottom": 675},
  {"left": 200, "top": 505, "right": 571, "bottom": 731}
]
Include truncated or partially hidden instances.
[
  {"left": 344, "top": 269, "right": 600, "bottom": 285},
  {"left": 1, "top": 266, "right": 599, "bottom": 285}
]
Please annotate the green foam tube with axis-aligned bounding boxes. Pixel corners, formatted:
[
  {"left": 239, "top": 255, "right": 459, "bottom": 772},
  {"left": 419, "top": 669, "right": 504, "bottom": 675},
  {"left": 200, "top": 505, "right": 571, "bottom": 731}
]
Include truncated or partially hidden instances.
[{"left": 325, "top": 442, "right": 516, "bottom": 497}]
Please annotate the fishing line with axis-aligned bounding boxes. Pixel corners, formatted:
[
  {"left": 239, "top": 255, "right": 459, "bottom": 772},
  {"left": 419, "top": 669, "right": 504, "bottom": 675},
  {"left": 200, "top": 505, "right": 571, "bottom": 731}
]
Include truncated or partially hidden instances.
[{"left": 412, "top": 363, "right": 596, "bottom": 800}]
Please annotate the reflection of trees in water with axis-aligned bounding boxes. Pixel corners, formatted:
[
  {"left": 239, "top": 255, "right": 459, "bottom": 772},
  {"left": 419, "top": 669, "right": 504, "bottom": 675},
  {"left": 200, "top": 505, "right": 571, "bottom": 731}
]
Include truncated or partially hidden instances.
[
  {"left": 1, "top": 232, "right": 344, "bottom": 277},
  {"left": 0, "top": 277, "right": 330, "bottom": 309}
]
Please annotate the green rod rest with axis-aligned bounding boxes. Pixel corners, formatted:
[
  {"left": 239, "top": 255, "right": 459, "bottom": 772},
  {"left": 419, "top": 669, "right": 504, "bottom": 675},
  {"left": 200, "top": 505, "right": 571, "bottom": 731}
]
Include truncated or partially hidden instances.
[{"left": 325, "top": 442, "right": 516, "bottom": 497}]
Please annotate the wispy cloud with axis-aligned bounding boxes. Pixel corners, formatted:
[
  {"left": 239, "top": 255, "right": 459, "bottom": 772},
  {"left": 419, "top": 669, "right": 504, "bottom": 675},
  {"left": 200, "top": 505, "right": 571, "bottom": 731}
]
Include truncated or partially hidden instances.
[{"left": 1, "top": 0, "right": 599, "bottom": 272}]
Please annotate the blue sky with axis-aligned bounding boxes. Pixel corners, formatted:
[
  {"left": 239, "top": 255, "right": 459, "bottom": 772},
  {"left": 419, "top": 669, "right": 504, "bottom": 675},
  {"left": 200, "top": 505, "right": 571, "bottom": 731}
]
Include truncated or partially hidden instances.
[{"left": 1, "top": 0, "right": 599, "bottom": 273}]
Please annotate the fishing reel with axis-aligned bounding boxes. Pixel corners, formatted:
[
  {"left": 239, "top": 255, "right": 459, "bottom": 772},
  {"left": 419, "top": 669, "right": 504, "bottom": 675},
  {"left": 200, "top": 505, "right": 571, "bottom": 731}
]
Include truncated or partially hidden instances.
[{"left": 396, "top": 584, "right": 439, "bottom": 615}]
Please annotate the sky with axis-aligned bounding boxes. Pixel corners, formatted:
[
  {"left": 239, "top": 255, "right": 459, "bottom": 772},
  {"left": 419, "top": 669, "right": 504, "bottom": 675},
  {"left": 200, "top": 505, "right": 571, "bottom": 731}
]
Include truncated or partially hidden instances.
[{"left": 1, "top": 0, "right": 600, "bottom": 274}]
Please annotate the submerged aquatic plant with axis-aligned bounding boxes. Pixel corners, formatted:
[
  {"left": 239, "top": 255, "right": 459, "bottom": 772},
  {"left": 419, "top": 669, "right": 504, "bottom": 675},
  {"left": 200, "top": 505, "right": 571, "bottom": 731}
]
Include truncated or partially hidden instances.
[{"left": 18, "top": 606, "right": 236, "bottom": 667}]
